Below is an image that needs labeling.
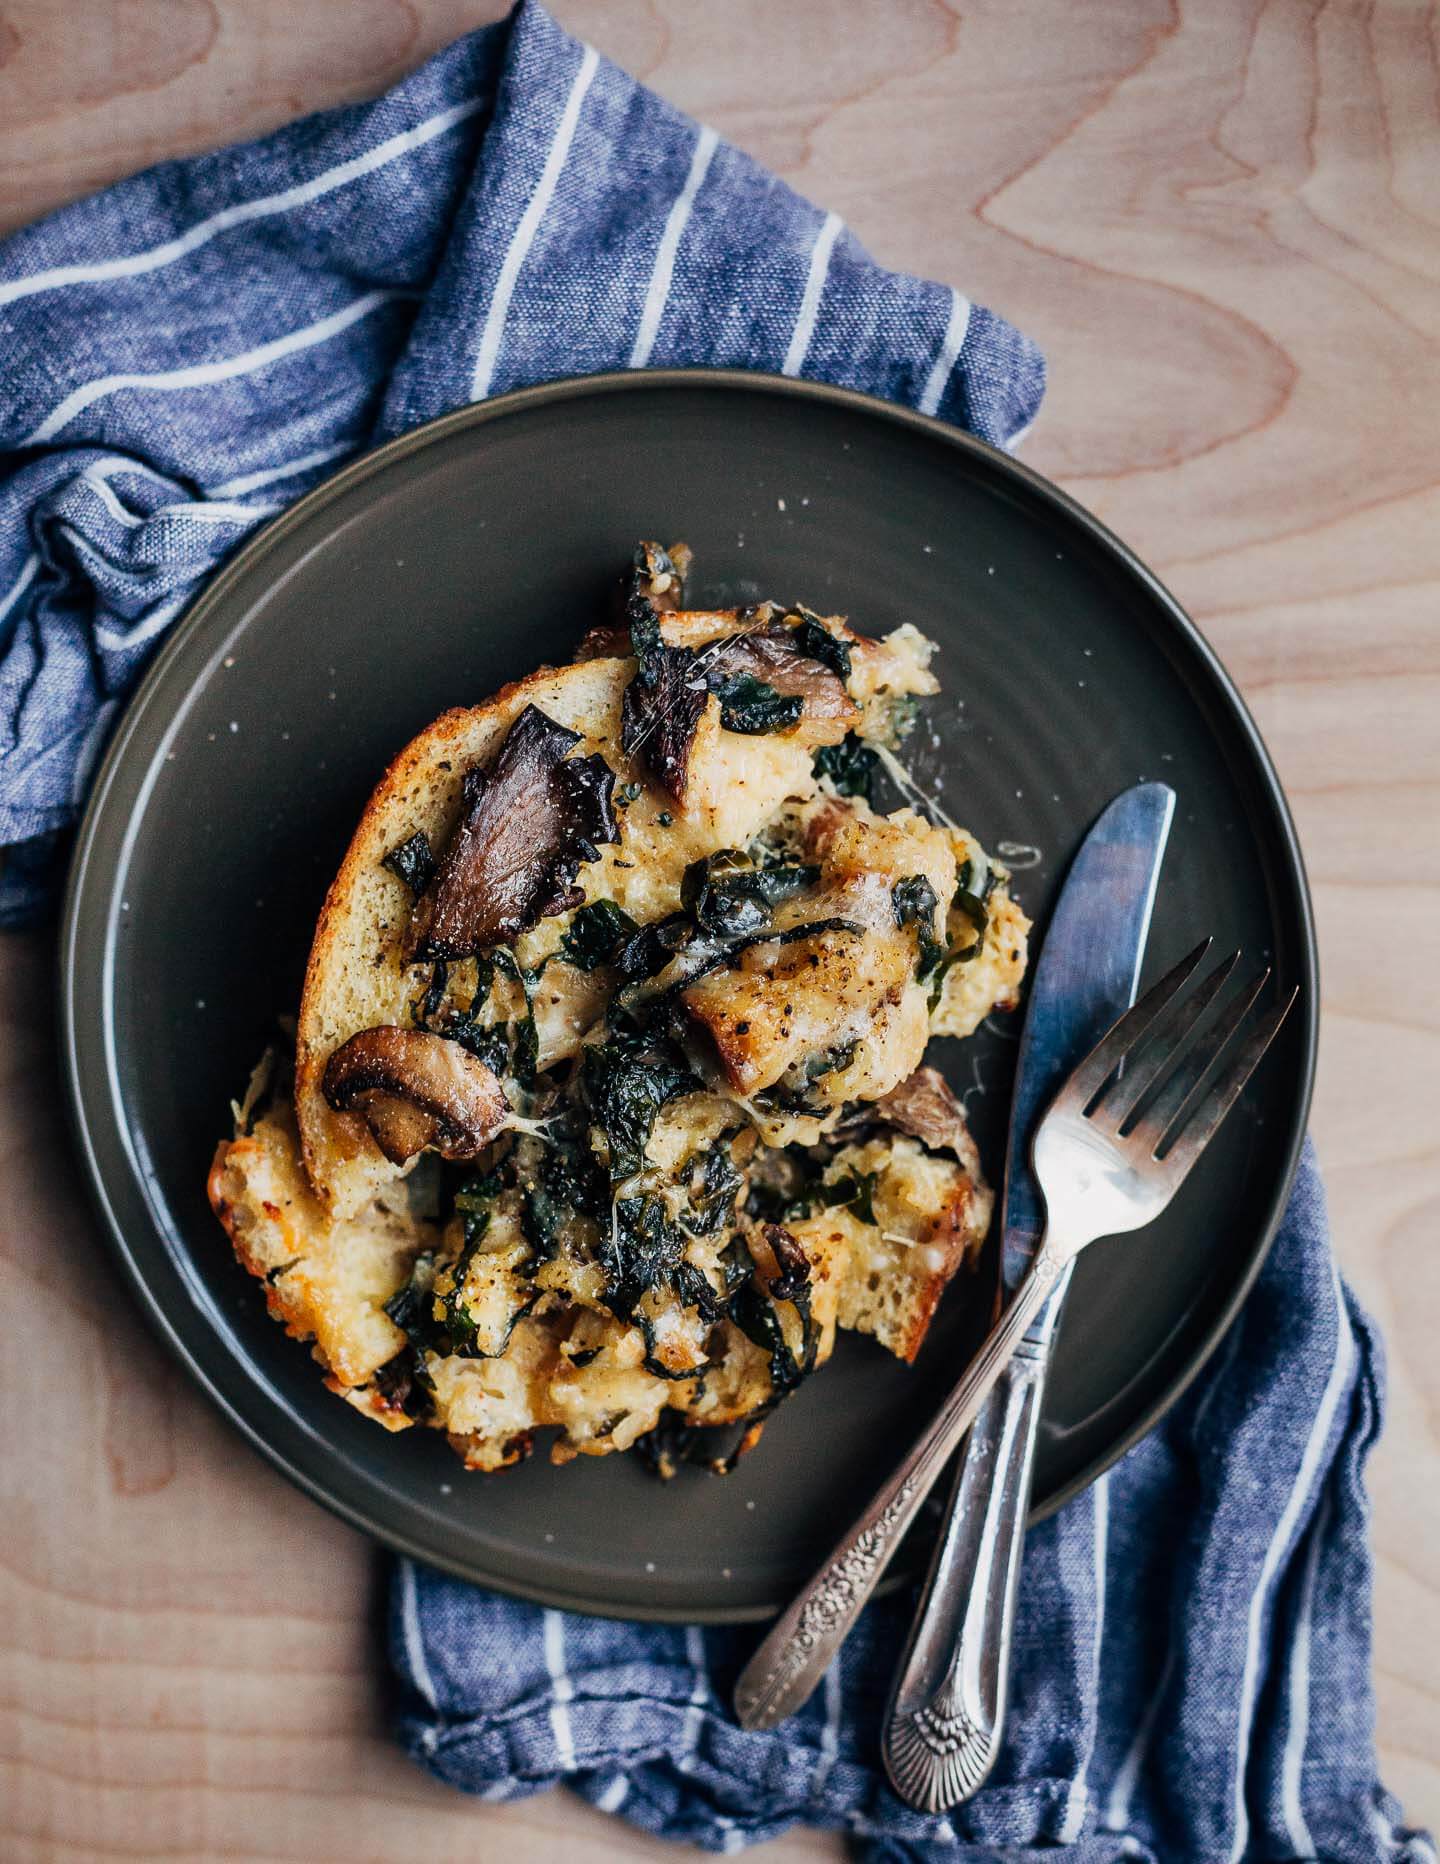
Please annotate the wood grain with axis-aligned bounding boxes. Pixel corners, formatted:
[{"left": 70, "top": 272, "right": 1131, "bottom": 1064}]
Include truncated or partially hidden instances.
[{"left": 2, "top": 0, "right": 1437, "bottom": 1854}]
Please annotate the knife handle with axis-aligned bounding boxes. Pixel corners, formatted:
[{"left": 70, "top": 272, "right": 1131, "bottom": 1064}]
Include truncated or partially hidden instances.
[
  {"left": 732, "top": 1248, "right": 1065, "bottom": 1731},
  {"left": 881, "top": 1267, "right": 1070, "bottom": 1812}
]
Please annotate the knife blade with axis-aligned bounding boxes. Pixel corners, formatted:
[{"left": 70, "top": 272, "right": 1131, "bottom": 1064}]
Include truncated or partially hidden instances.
[
  {"left": 1000, "top": 779, "right": 1176, "bottom": 1295},
  {"left": 881, "top": 779, "right": 1175, "bottom": 1812}
]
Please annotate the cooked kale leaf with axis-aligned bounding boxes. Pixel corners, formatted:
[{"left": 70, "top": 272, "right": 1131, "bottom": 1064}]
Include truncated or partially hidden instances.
[
  {"left": 812, "top": 732, "right": 878, "bottom": 801},
  {"left": 791, "top": 613, "right": 852, "bottom": 681},
  {"left": 681, "top": 851, "right": 819, "bottom": 937},
  {"left": 383, "top": 1250, "right": 439, "bottom": 1350},
  {"left": 755, "top": 1038, "right": 859, "bottom": 1115},
  {"left": 893, "top": 873, "right": 945, "bottom": 979},
  {"left": 599, "top": 1195, "right": 686, "bottom": 1321},
  {"left": 685, "top": 1138, "right": 744, "bottom": 1234},
  {"left": 519, "top": 1137, "right": 607, "bottom": 1272},
  {"left": 823, "top": 1168, "right": 880, "bottom": 1225},
  {"left": 615, "top": 910, "right": 693, "bottom": 981},
  {"left": 562, "top": 898, "right": 639, "bottom": 971},
  {"left": 713, "top": 672, "right": 805, "bottom": 736},
  {"left": 383, "top": 831, "right": 436, "bottom": 896},
  {"left": 619, "top": 546, "right": 708, "bottom": 800},
  {"left": 582, "top": 1025, "right": 697, "bottom": 1180}
]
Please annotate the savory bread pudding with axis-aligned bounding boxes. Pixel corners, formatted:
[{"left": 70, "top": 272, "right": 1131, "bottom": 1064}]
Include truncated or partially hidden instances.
[{"left": 208, "top": 544, "right": 1030, "bottom": 1475}]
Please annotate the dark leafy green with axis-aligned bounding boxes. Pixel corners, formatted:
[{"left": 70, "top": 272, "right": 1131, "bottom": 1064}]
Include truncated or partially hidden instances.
[
  {"left": 382, "top": 1173, "right": 540, "bottom": 1363},
  {"left": 518, "top": 1136, "right": 607, "bottom": 1273},
  {"left": 371, "top": 1350, "right": 431, "bottom": 1419},
  {"left": 672, "top": 1259, "right": 724, "bottom": 1324},
  {"left": 791, "top": 613, "right": 852, "bottom": 681},
  {"left": 615, "top": 910, "right": 693, "bottom": 981},
  {"left": 823, "top": 1169, "right": 879, "bottom": 1225},
  {"left": 755, "top": 1039, "right": 859, "bottom": 1115},
  {"left": 681, "top": 851, "right": 819, "bottom": 938},
  {"left": 619, "top": 545, "right": 709, "bottom": 799},
  {"left": 812, "top": 732, "right": 878, "bottom": 801},
  {"left": 729, "top": 1233, "right": 817, "bottom": 1398},
  {"left": 685, "top": 1138, "right": 744, "bottom": 1234},
  {"left": 486, "top": 949, "right": 539, "bottom": 1087},
  {"left": 893, "top": 873, "right": 945, "bottom": 979},
  {"left": 599, "top": 1195, "right": 686, "bottom": 1321},
  {"left": 418, "top": 960, "right": 449, "bottom": 1023},
  {"left": 562, "top": 898, "right": 639, "bottom": 971},
  {"left": 383, "top": 831, "right": 436, "bottom": 897},
  {"left": 582, "top": 1024, "right": 697, "bottom": 1180},
  {"left": 713, "top": 672, "right": 805, "bottom": 736}
]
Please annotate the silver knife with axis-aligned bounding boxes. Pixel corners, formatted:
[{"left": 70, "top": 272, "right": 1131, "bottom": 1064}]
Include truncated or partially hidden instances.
[{"left": 881, "top": 780, "right": 1175, "bottom": 1811}]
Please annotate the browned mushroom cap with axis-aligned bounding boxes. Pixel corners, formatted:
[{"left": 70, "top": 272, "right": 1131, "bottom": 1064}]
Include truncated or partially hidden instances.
[
  {"left": 407, "top": 704, "right": 619, "bottom": 961},
  {"left": 321, "top": 1027, "right": 510, "bottom": 1165},
  {"left": 703, "top": 624, "right": 857, "bottom": 737},
  {"left": 622, "top": 615, "right": 859, "bottom": 803},
  {"left": 872, "top": 1066, "right": 980, "bottom": 1169}
]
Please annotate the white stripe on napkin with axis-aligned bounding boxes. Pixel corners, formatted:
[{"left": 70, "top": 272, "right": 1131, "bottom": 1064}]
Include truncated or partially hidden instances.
[
  {"left": 781, "top": 210, "right": 842, "bottom": 377},
  {"left": 0, "top": 553, "right": 40, "bottom": 631},
  {"left": 1279, "top": 1486, "right": 1332, "bottom": 1858},
  {"left": 0, "top": 98, "right": 484, "bottom": 310},
  {"left": 79, "top": 468, "right": 276, "bottom": 527},
  {"left": 629, "top": 125, "right": 719, "bottom": 368},
  {"left": 207, "top": 440, "right": 354, "bottom": 499},
  {"left": 809, "top": 1661, "right": 843, "bottom": 1804},
  {"left": 24, "top": 289, "right": 406, "bottom": 447},
  {"left": 919, "top": 287, "right": 972, "bottom": 417},
  {"left": 399, "top": 1557, "right": 440, "bottom": 1714},
  {"left": 1103, "top": 1322, "right": 1243, "bottom": 1834},
  {"left": 1225, "top": 1262, "right": 1355, "bottom": 1864},
  {"left": 1060, "top": 1472, "right": 1110, "bottom": 1843},
  {"left": 542, "top": 1607, "right": 578, "bottom": 1771},
  {"left": 471, "top": 43, "right": 601, "bottom": 400},
  {"left": 95, "top": 589, "right": 189, "bottom": 654},
  {"left": 594, "top": 1775, "right": 629, "bottom": 1813},
  {"left": 1103, "top": 1646, "right": 1176, "bottom": 1834},
  {"left": 676, "top": 1623, "right": 710, "bottom": 1775}
]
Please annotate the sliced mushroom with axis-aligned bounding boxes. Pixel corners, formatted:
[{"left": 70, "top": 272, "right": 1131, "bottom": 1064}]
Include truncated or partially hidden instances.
[
  {"left": 621, "top": 598, "right": 859, "bottom": 803},
  {"left": 619, "top": 629, "right": 711, "bottom": 802},
  {"left": 322, "top": 1027, "right": 510, "bottom": 1164},
  {"left": 871, "top": 1066, "right": 981, "bottom": 1173},
  {"left": 407, "top": 704, "right": 619, "bottom": 961},
  {"left": 703, "top": 623, "right": 857, "bottom": 737}
]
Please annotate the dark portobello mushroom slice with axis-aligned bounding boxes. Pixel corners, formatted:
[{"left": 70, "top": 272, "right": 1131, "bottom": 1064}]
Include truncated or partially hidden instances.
[
  {"left": 406, "top": 703, "right": 619, "bottom": 961},
  {"left": 618, "top": 542, "right": 711, "bottom": 804},
  {"left": 860, "top": 1064, "right": 976, "bottom": 1163},
  {"left": 322, "top": 1026, "right": 510, "bottom": 1165},
  {"left": 702, "top": 622, "right": 856, "bottom": 734},
  {"left": 619, "top": 554, "right": 858, "bottom": 800}
]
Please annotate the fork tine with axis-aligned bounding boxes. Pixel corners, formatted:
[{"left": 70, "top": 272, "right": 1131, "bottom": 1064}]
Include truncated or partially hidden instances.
[
  {"left": 1117, "top": 960, "right": 1264, "bottom": 1147},
  {"left": 1153, "top": 986, "right": 1299, "bottom": 1187},
  {"left": 1108, "top": 949, "right": 1241, "bottom": 1129},
  {"left": 1063, "top": 938, "right": 1212, "bottom": 1112}
]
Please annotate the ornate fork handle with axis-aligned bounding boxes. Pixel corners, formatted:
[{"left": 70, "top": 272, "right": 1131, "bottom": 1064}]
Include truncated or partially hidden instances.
[
  {"left": 881, "top": 1263, "right": 1071, "bottom": 1811},
  {"left": 732, "top": 1248, "right": 1066, "bottom": 1731}
]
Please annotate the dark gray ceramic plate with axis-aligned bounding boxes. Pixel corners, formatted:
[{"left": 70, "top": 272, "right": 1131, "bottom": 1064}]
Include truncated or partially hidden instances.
[{"left": 61, "top": 370, "right": 1315, "bottom": 1622}]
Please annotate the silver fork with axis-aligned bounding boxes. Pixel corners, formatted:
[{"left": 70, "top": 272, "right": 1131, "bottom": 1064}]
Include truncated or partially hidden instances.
[{"left": 733, "top": 940, "right": 1297, "bottom": 1735}]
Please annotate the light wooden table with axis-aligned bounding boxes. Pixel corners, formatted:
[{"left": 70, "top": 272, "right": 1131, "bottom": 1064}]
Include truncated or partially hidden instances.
[{"left": 3, "top": 3, "right": 1437, "bottom": 1857}]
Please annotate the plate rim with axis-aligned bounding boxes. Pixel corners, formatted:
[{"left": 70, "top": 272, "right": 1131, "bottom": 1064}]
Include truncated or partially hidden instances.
[{"left": 58, "top": 365, "right": 1318, "bottom": 1621}]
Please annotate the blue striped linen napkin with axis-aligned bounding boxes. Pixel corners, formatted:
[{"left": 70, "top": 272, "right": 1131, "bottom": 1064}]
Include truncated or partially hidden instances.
[{"left": 0, "top": 5, "right": 1427, "bottom": 1861}]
